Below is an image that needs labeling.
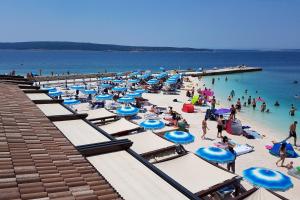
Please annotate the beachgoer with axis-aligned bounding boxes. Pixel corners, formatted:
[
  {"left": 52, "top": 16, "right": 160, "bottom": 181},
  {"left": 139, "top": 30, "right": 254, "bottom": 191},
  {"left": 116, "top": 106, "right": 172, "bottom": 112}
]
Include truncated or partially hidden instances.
[
  {"left": 286, "top": 121, "right": 297, "bottom": 146},
  {"left": 252, "top": 98, "right": 256, "bottom": 110},
  {"left": 222, "top": 136, "right": 229, "bottom": 145},
  {"left": 212, "top": 78, "right": 215, "bottom": 85},
  {"left": 227, "top": 96, "right": 232, "bottom": 101},
  {"left": 230, "top": 105, "right": 236, "bottom": 120},
  {"left": 227, "top": 145, "right": 237, "bottom": 173},
  {"left": 217, "top": 115, "right": 224, "bottom": 138},
  {"left": 289, "top": 104, "right": 296, "bottom": 116},
  {"left": 168, "top": 106, "right": 173, "bottom": 114},
  {"left": 186, "top": 90, "right": 191, "bottom": 97},
  {"left": 245, "top": 89, "right": 248, "bottom": 94},
  {"left": 286, "top": 161, "right": 294, "bottom": 170},
  {"left": 225, "top": 77, "right": 228, "bottom": 81},
  {"left": 211, "top": 96, "right": 216, "bottom": 110},
  {"left": 201, "top": 118, "right": 209, "bottom": 139},
  {"left": 230, "top": 90, "right": 235, "bottom": 98},
  {"left": 247, "top": 96, "right": 251, "bottom": 106},
  {"left": 274, "top": 101, "right": 280, "bottom": 107},
  {"left": 261, "top": 102, "right": 266, "bottom": 112},
  {"left": 236, "top": 98, "right": 241, "bottom": 111},
  {"left": 243, "top": 102, "right": 247, "bottom": 107},
  {"left": 276, "top": 142, "right": 287, "bottom": 167}
]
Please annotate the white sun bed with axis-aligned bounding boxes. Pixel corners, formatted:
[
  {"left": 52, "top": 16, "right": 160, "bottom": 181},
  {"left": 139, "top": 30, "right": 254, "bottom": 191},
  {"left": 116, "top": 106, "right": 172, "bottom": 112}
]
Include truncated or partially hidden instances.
[
  {"left": 244, "top": 188, "right": 283, "bottom": 200},
  {"left": 26, "top": 93, "right": 52, "bottom": 100},
  {"left": 98, "top": 118, "right": 141, "bottom": 136},
  {"left": 119, "top": 131, "right": 175, "bottom": 156},
  {"left": 53, "top": 119, "right": 109, "bottom": 146},
  {"left": 155, "top": 153, "right": 236, "bottom": 194},
  {"left": 87, "top": 151, "right": 189, "bottom": 200},
  {"left": 37, "top": 103, "right": 72, "bottom": 116}
]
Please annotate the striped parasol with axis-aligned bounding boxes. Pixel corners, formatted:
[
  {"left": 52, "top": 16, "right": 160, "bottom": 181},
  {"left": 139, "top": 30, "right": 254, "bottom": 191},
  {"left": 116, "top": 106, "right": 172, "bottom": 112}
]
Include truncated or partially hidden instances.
[
  {"left": 116, "top": 106, "right": 139, "bottom": 116},
  {"left": 139, "top": 119, "right": 165, "bottom": 130},
  {"left": 164, "top": 131, "right": 195, "bottom": 144},
  {"left": 195, "top": 147, "right": 235, "bottom": 163}
]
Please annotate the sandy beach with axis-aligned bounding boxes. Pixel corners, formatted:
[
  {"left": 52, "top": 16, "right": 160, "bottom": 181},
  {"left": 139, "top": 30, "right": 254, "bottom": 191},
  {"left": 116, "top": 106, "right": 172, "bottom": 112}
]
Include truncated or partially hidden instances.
[{"left": 138, "top": 76, "right": 299, "bottom": 199}]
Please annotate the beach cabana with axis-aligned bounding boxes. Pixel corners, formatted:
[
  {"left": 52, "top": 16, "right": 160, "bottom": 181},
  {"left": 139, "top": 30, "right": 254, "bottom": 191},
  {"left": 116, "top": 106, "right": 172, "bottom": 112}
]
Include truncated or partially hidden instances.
[
  {"left": 98, "top": 118, "right": 142, "bottom": 137},
  {"left": 119, "top": 131, "right": 176, "bottom": 157},
  {"left": 155, "top": 153, "right": 240, "bottom": 198},
  {"left": 87, "top": 151, "right": 189, "bottom": 200},
  {"left": 37, "top": 103, "right": 72, "bottom": 117},
  {"left": 53, "top": 119, "right": 110, "bottom": 146},
  {"left": 26, "top": 93, "right": 52, "bottom": 100},
  {"left": 79, "top": 108, "right": 118, "bottom": 122}
]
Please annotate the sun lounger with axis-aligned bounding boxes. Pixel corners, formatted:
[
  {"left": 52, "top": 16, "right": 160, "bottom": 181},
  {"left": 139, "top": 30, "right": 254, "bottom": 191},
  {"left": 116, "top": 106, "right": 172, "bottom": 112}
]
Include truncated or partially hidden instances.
[
  {"left": 87, "top": 151, "right": 189, "bottom": 200},
  {"left": 155, "top": 153, "right": 240, "bottom": 198},
  {"left": 214, "top": 142, "right": 254, "bottom": 156},
  {"left": 53, "top": 119, "right": 110, "bottom": 146},
  {"left": 98, "top": 118, "right": 142, "bottom": 137},
  {"left": 119, "top": 131, "right": 176, "bottom": 157}
]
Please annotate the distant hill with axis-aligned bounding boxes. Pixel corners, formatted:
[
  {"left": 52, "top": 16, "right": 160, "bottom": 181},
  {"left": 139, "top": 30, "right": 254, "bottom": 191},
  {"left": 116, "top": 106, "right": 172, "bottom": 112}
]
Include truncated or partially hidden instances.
[{"left": 0, "top": 41, "right": 210, "bottom": 52}]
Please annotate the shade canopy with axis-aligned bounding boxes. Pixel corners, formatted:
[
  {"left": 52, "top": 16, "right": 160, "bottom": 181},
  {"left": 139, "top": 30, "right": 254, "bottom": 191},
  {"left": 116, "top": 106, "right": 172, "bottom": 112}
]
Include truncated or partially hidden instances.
[
  {"left": 135, "top": 89, "right": 148, "bottom": 93},
  {"left": 139, "top": 119, "right": 165, "bottom": 130},
  {"left": 195, "top": 147, "right": 235, "bottom": 164},
  {"left": 41, "top": 87, "right": 57, "bottom": 92},
  {"left": 147, "top": 79, "right": 159, "bottom": 85},
  {"left": 83, "top": 89, "right": 97, "bottom": 95},
  {"left": 112, "top": 79, "right": 124, "bottom": 84},
  {"left": 164, "top": 131, "right": 195, "bottom": 144},
  {"left": 126, "top": 92, "right": 142, "bottom": 98},
  {"left": 100, "top": 83, "right": 113, "bottom": 88},
  {"left": 243, "top": 167, "right": 293, "bottom": 191},
  {"left": 100, "top": 77, "right": 113, "bottom": 81},
  {"left": 128, "top": 79, "right": 139, "bottom": 84},
  {"left": 116, "top": 106, "right": 139, "bottom": 116}
]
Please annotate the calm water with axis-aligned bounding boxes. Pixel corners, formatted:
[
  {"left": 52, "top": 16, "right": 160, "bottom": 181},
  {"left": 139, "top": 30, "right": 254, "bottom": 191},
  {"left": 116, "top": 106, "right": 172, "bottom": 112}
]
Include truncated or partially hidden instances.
[{"left": 0, "top": 50, "right": 299, "bottom": 137}]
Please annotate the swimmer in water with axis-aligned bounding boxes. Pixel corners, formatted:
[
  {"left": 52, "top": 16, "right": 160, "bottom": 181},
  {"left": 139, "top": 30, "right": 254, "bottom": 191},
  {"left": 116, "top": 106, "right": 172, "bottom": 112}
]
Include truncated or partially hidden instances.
[
  {"left": 290, "top": 104, "right": 296, "bottom": 116},
  {"left": 225, "top": 77, "right": 228, "bottom": 81},
  {"left": 274, "top": 101, "right": 280, "bottom": 107}
]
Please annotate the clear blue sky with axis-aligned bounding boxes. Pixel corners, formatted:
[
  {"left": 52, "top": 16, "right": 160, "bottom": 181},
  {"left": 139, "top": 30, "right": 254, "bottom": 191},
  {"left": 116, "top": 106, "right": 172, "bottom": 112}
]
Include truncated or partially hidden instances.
[{"left": 0, "top": 0, "right": 300, "bottom": 49}]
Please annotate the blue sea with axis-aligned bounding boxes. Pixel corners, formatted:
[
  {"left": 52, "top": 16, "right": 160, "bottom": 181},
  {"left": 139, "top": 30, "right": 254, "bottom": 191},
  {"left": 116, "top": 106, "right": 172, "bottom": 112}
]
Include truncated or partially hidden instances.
[{"left": 0, "top": 49, "right": 299, "bottom": 137}]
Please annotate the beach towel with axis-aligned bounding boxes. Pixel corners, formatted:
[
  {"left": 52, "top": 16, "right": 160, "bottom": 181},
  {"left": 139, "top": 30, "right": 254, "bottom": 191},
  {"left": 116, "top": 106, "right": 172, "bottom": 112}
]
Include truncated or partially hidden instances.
[
  {"left": 213, "top": 142, "right": 254, "bottom": 156},
  {"left": 191, "top": 95, "right": 199, "bottom": 105},
  {"left": 270, "top": 142, "right": 298, "bottom": 158},
  {"left": 243, "top": 129, "right": 263, "bottom": 139}
]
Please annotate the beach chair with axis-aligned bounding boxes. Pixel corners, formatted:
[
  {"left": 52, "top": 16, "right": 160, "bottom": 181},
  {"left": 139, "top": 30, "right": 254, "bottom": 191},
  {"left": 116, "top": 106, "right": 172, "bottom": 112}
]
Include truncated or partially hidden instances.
[
  {"left": 154, "top": 153, "right": 244, "bottom": 199},
  {"left": 119, "top": 131, "right": 177, "bottom": 159},
  {"left": 98, "top": 118, "right": 143, "bottom": 137}
]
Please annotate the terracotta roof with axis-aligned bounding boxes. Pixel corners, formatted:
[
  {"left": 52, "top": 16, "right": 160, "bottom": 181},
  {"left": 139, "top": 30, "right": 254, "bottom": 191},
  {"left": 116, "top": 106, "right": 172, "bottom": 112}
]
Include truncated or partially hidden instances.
[{"left": 0, "top": 83, "right": 122, "bottom": 200}]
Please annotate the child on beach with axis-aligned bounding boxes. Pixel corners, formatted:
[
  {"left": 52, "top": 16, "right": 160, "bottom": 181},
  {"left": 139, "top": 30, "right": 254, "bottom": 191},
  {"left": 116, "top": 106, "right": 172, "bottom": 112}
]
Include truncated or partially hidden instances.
[{"left": 201, "top": 118, "right": 209, "bottom": 139}]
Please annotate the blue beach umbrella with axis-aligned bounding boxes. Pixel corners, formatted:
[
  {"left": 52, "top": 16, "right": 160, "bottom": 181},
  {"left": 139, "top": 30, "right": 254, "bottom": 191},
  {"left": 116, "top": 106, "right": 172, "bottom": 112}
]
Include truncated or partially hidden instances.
[
  {"left": 100, "top": 83, "right": 113, "bottom": 88},
  {"left": 141, "top": 74, "right": 151, "bottom": 80},
  {"left": 195, "top": 147, "right": 235, "bottom": 164},
  {"left": 147, "top": 79, "right": 159, "bottom": 85},
  {"left": 95, "top": 94, "right": 113, "bottom": 101},
  {"left": 126, "top": 92, "right": 142, "bottom": 98},
  {"left": 112, "top": 86, "right": 127, "bottom": 92},
  {"left": 70, "top": 85, "right": 85, "bottom": 90},
  {"left": 42, "top": 87, "right": 57, "bottom": 92},
  {"left": 165, "top": 79, "right": 177, "bottom": 85},
  {"left": 63, "top": 98, "right": 81, "bottom": 105},
  {"left": 139, "top": 119, "right": 165, "bottom": 130},
  {"left": 128, "top": 79, "right": 139, "bottom": 84},
  {"left": 243, "top": 167, "right": 293, "bottom": 191},
  {"left": 116, "top": 106, "right": 139, "bottom": 116},
  {"left": 164, "top": 131, "right": 195, "bottom": 144},
  {"left": 49, "top": 91, "right": 63, "bottom": 97},
  {"left": 83, "top": 89, "right": 97, "bottom": 95},
  {"left": 100, "top": 77, "right": 113, "bottom": 81},
  {"left": 135, "top": 89, "right": 148, "bottom": 93},
  {"left": 117, "top": 97, "right": 135, "bottom": 103},
  {"left": 112, "top": 79, "right": 124, "bottom": 84}
]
